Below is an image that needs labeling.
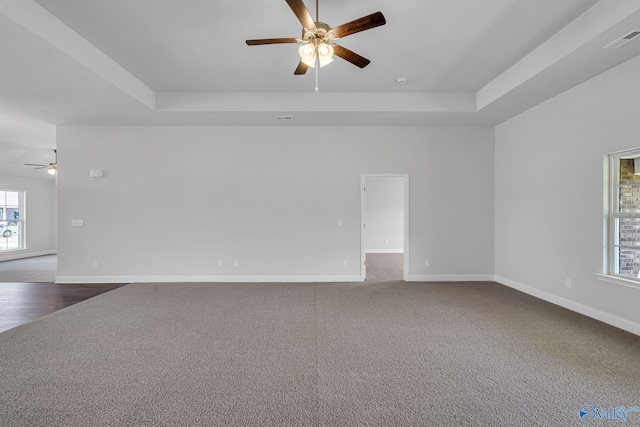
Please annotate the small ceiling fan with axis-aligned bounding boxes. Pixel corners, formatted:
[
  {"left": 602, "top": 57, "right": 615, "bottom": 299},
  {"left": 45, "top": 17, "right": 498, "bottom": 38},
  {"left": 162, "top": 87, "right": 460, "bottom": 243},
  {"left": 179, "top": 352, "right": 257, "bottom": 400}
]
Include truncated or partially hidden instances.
[
  {"left": 246, "top": 0, "right": 386, "bottom": 75},
  {"left": 25, "top": 149, "right": 57, "bottom": 176}
]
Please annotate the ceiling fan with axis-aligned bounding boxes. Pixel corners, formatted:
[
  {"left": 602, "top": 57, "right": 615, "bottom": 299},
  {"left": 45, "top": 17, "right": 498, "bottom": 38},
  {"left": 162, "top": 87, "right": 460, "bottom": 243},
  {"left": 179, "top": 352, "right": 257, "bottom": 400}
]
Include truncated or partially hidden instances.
[
  {"left": 246, "top": 0, "right": 386, "bottom": 75},
  {"left": 24, "top": 149, "right": 57, "bottom": 176}
]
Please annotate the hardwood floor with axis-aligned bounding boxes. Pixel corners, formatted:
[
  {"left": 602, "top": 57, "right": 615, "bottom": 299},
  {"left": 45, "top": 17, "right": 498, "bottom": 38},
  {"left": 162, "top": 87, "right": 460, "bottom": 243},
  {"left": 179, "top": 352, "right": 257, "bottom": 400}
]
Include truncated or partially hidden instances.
[
  {"left": 0, "top": 282, "right": 124, "bottom": 333},
  {"left": 365, "top": 253, "right": 403, "bottom": 281},
  {"left": 0, "top": 255, "right": 57, "bottom": 282}
]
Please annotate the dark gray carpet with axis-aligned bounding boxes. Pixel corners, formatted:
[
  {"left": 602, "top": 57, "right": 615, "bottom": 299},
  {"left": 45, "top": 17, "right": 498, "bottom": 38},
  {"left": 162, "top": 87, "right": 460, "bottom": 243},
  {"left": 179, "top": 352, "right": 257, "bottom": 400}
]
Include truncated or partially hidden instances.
[{"left": 1, "top": 278, "right": 639, "bottom": 426}]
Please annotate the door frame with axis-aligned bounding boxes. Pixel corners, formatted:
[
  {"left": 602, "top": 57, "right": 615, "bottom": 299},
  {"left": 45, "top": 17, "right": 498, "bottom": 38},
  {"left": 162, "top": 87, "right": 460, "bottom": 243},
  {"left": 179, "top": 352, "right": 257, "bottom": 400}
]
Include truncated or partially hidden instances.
[{"left": 360, "top": 173, "right": 409, "bottom": 281}]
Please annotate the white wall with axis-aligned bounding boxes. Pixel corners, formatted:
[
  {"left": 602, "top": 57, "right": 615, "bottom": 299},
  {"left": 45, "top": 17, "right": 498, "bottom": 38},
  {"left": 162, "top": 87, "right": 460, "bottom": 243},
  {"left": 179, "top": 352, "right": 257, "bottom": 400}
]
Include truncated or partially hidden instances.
[
  {"left": 365, "top": 177, "right": 404, "bottom": 253},
  {"left": 56, "top": 126, "right": 494, "bottom": 282},
  {"left": 495, "top": 54, "right": 640, "bottom": 334},
  {"left": 0, "top": 175, "right": 56, "bottom": 261}
]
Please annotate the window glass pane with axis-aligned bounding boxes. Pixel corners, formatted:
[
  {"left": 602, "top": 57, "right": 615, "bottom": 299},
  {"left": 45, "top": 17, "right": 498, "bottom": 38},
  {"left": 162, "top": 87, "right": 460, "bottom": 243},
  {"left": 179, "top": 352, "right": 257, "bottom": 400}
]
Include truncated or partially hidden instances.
[
  {"left": 0, "top": 189, "right": 23, "bottom": 251},
  {"left": 5, "top": 191, "right": 19, "bottom": 207},
  {"left": 4, "top": 236, "right": 20, "bottom": 250},
  {"left": 615, "top": 245, "right": 640, "bottom": 278},
  {"left": 1, "top": 220, "right": 12, "bottom": 234},
  {"left": 618, "top": 159, "right": 640, "bottom": 214},
  {"left": 616, "top": 217, "right": 640, "bottom": 277},
  {"left": 7, "top": 208, "right": 19, "bottom": 220}
]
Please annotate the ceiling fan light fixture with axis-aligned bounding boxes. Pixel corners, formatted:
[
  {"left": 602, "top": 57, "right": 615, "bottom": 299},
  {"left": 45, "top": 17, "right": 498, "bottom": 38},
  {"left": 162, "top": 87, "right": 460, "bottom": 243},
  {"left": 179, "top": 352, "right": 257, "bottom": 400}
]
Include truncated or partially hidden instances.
[
  {"left": 48, "top": 164, "right": 56, "bottom": 175},
  {"left": 299, "top": 43, "right": 316, "bottom": 68},
  {"left": 318, "top": 43, "right": 334, "bottom": 68}
]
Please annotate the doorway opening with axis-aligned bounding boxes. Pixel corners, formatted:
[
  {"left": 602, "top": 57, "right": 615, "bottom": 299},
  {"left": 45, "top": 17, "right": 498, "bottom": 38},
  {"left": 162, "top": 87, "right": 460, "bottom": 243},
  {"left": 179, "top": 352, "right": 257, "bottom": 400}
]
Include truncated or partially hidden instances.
[{"left": 361, "top": 174, "right": 409, "bottom": 281}]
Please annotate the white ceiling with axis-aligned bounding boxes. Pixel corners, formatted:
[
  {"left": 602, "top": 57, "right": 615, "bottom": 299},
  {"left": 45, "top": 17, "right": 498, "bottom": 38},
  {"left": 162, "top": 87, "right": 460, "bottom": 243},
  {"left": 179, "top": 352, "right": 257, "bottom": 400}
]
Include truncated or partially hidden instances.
[
  {"left": 30, "top": 0, "right": 599, "bottom": 93},
  {"left": 1, "top": 0, "right": 640, "bottom": 179}
]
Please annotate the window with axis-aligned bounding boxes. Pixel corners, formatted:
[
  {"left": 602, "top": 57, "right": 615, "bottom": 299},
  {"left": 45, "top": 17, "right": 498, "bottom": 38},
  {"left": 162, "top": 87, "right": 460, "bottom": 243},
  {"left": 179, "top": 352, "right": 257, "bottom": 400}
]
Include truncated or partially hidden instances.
[
  {"left": 0, "top": 190, "right": 24, "bottom": 251},
  {"left": 608, "top": 151, "right": 640, "bottom": 281}
]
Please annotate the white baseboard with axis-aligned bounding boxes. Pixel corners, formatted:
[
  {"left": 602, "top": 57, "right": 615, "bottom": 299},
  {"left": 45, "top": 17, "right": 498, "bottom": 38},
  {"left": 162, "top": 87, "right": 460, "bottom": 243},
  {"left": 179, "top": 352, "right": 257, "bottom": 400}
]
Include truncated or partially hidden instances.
[
  {"left": 55, "top": 275, "right": 365, "bottom": 284},
  {"left": 494, "top": 275, "right": 640, "bottom": 337},
  {"left": 0, "top": 250, "right": 56, "bottom": 262},
  {"left": 366, "top": 249, "right": 404, "bottom": 254},
  {"left": 406, "top": 274, "right": 495, "bottom": 282}
]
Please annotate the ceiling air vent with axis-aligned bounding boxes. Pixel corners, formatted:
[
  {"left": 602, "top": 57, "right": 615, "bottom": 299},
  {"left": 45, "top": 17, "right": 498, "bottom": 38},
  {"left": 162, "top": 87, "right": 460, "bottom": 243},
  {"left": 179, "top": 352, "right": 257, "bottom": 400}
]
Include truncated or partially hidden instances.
[{"left": 604, "top": 30, "right": 640, "bottom": 49}]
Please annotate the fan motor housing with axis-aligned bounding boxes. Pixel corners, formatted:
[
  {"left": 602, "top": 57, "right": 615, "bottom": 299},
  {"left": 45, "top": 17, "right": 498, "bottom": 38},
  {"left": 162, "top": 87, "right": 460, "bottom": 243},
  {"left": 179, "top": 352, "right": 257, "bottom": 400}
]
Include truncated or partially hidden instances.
[{"left": 302, "top": 22, "right": 334, "bottom": 42}]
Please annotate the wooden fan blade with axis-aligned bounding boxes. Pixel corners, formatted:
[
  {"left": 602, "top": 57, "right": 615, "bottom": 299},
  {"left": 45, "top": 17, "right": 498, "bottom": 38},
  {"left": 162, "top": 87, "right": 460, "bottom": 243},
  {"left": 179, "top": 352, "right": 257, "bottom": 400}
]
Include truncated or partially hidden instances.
[
  {"left": 246, "top": 38, "right": 300, "bottom": 46},
  {"left": 332, "top": 11, "right": 386, "bottom": 39},
  {"left": 333, "top": 45, "right": 370, "bottom": 68},
  {"left": 294, "top": 61, "right": 309, "bottom": 75},
  {"left": 24, "top": 163, "right": 47, "bottom": 167},
  {"left": 286, "top": 0, "right": 316, "bottom": 30}
]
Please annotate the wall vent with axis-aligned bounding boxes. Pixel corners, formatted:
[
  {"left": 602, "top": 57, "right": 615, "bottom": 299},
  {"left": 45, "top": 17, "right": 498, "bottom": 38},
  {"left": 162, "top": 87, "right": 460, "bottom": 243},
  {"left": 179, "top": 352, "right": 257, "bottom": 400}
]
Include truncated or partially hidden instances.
[
  {"left": 275, "top": 115, "right": 293, "bottom": 120},
  {"left": 604, "top": 30, "right": 640, "bottom": 49}
]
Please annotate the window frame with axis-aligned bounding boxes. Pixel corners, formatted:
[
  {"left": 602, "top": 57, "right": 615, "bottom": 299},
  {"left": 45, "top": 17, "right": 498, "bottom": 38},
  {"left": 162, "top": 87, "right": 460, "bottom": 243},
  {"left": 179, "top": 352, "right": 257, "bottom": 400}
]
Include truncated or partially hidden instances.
[
  {"left": 606, "top": 150, "right": 640, "bottom": 284},
  {"left": 0, "top": 189, "right": 26, "bottom": 252}
]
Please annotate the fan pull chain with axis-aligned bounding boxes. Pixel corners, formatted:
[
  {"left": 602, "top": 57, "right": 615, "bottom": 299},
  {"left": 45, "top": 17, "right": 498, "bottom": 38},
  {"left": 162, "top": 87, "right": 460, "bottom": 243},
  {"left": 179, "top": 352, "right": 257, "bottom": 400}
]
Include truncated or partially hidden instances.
[
  {"left": 315, "top": 56, "right": 319, "bottom": 93},
  {"left": 315, "top": 0, "right": 319, "bottom": 92}
]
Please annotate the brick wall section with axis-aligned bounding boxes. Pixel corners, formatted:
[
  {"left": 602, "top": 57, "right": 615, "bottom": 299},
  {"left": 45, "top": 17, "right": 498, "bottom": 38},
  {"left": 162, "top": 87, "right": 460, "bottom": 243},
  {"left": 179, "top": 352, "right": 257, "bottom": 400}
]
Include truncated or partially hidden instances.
[{"left": 618, "top": 159, "right": 640, "bottom": 276}]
